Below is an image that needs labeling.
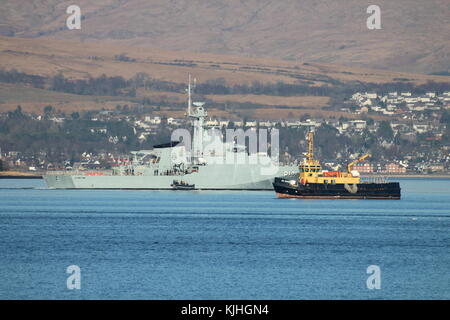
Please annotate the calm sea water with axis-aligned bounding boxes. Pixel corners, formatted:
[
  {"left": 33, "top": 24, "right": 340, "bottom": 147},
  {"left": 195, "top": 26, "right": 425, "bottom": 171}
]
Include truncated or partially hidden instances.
[{"left": 0, "top": 178, "right": 449, "bottom": 299}]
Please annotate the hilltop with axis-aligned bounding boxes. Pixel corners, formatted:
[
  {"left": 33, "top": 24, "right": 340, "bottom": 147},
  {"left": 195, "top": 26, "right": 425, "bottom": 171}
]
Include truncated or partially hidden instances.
[{"left": 1, "top": 0, "right": 449, "bottom": 74}]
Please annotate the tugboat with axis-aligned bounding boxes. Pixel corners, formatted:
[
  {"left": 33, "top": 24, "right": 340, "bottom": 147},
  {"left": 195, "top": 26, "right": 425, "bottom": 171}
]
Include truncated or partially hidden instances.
[
  {"left": 171, "top": 180, "right": 195, "bottom": 190},
  {"left": 273, "top": 131, "right": 401, "bottom": 199}
]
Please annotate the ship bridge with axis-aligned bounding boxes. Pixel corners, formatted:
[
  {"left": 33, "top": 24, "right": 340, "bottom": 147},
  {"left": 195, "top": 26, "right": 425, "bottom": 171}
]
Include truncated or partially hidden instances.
[
  {"left": 298, "top": 131, "right": 361, "bottom": 185},
  {"left": 299, "top": 163, "right": 322, "bottom": 173}
]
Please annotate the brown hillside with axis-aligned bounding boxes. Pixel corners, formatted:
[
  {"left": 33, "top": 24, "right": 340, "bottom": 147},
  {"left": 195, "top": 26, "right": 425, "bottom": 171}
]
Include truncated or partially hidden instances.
[
  {"left": 1, "top": 0, "right": 449, "bottom": 74},
  {"left": 0, "top": 36, "right": 448, "bottom": 120},
  {"left": 1, "top": 36, "right": 448, "bottom": 85}
]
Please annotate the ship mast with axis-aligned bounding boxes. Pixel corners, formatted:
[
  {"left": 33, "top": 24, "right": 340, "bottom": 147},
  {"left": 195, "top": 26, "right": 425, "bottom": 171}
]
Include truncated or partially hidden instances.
[
  {"left": 306, "top": 131, "right": 314, "bottom": 164},
  {"left": 186, "top": 75, "right": 207, "bottom": 163},
  {"left": 187, "top": 74, "right": 192, "bottom": 116}
]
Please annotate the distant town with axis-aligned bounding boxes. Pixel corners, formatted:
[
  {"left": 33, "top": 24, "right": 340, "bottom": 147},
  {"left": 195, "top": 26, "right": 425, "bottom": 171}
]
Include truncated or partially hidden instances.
[
  {"left": 1, "top": 89, "right": 449, "bottom": 176},
  {"left": 348, "top": 90, "right": 450, "bottom": 117}
]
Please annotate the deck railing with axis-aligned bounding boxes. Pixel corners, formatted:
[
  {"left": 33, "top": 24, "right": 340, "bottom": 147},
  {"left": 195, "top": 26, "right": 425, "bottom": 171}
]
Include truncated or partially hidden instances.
[{"left": 45, "top": 170, "right": 113, "bottom": 176}]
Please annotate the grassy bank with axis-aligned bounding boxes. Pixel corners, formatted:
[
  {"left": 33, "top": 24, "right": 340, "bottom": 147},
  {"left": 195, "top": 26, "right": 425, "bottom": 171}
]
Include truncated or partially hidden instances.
[{"left": 0, "top": 171, "right": 42, "bottom": 178}]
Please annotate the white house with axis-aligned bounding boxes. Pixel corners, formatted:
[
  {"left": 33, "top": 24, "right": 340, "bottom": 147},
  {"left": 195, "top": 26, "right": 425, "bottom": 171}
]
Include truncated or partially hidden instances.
[
  {"left": 348, "top": 120, "right": 367, "bottom": 130},
  {"left": 365, "top": 92, "right": 378, "bottom": 99},
  {"left": 167, "top": 117, "right": 180, "bottom": 125},
  {"left": 405, "top": 97, "right": 418, "bottom": 103},
  {"left": 148, "top": 116, "right": 161, "bottom": 124},
  {"left": 387, "top": 104, "right": 397, "bottom": 111},
  {"left": 412, "top": 124, "right": 429, "bottom": 133},
  {"left": 259, "top": 121, "right": 274, "bottom": 127}
]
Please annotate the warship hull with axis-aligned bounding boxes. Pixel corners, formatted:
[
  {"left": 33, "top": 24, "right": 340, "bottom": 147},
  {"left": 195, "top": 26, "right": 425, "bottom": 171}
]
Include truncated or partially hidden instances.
[
  {"left": 273, "top": 177, "right": 401, "bottom": 199},
  {"left": 44, "top": 165, "right": 297, "bottom": 190}
]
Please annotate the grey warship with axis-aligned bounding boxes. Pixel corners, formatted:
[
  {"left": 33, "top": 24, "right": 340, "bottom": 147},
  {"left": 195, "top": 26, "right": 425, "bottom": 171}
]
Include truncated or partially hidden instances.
[{"left": 44, "top": 77, "right": 297, "bottom": 190}]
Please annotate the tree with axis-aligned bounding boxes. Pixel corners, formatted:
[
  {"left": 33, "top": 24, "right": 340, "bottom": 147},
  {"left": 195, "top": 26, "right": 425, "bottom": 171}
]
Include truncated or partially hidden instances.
[
  {"left": 300, "top": 114, "right": 310, "bottom": 122},
  {"left": 377, "top": 121, "right": 394, "bottom": 141},
  {"left": 71, "top": 112, "right": 80, "bottom": 120},
  {"left": 394, "top": 132, "right": 402, "bottom": 145},
  {"left": 9, "top": 105, "right": 25, "bottom": 119},
  {"left": 44, "top": 105, "right": 53, "bottom": 117},
  {"left": 315, "top": 124, "right": 342, "bottom": 159},
  {"left": 365, "top": 117, "right": 375, "bottom": 126},
  {"left": 361, "top": 128, "right": 376, "bottom": 149},
  {"left": 441, "top": 110, "right": 450, "bottom": 124},
  {"left": 132, "top": 72, "right": 150, "bottom": 89},
  {"left": 444, "top": 125, "right": 450, "bottom": 143},
  {"left": 0, "top": 157, "right": 9, "bottom": 171}
]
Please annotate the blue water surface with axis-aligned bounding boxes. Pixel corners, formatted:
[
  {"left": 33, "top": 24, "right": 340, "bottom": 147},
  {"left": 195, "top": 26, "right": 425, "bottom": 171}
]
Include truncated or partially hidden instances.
[{"left": 0, "top": 178, "right": 449, "bottom": 299}]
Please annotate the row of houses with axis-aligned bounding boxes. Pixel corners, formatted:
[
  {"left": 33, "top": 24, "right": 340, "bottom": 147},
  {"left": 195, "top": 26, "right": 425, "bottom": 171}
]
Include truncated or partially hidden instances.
[
  {"left": 3, "top": 149, "right": 447, "bottom": 174},
  {"left": 353, "top": 162, "right": 407, "bottom": 174},
  {"left": 340, "top": 161, "right": 446, "bottom": 174},
  {"left": 350, "top": 91, "right": 450, "bottom": 116},
  {"left": 145, "top": 116, "right": 443, "bottom": 136}
]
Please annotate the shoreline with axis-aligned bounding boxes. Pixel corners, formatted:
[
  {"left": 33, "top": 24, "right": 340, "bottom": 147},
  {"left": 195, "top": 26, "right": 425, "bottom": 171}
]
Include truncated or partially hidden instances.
[
  {"left": 362, "top": 174, "right": 450, "bottom": 179},
  {"left": 0, "top": 171, "right": 449, "bottom": 180},
  {"left": 0, "top": 171, "right": 43, "bottom": 179}
]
